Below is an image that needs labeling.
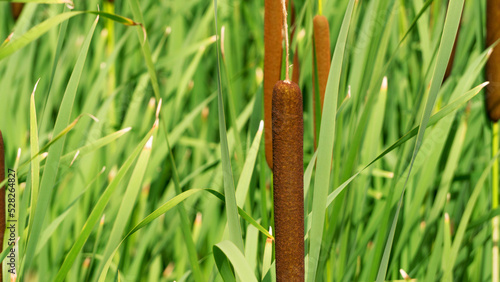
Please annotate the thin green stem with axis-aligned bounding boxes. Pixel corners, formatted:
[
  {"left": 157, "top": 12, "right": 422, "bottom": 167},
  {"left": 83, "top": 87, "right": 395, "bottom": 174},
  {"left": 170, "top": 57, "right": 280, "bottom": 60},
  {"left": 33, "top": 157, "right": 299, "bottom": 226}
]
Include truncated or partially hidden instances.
[{"left": 493, "top": 122, "right": 499, "bottom": 282}]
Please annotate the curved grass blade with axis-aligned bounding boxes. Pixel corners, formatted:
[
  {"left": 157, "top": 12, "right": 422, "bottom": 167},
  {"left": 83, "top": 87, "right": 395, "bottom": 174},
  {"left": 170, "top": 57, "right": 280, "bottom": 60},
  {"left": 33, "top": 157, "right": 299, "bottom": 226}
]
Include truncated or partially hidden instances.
[
  {"left": 308, "top": 0, "right": 356, "bottom": 280},
  {"left": 0, "top": 11, "right": 140, "bottom": 60},
  {"left": 375, "top": 1, "right": 465, "bottom": 280},
  {"left": 96, "top": 136, "right": 153, "bottom": 278},
  {"left": 27, "top": 80, "right": 40, "bottom": 250},
  {"left": 205, "top": 189, "right": 273, "bottom": 239},
  {"left": 35, "top": 167, "right": 106, "bottom": 256},
  {"left": 212, "top": 0, "right": 244, "bottom": 251},
  {"left": 97, "top": 189, "right": 203, "bottom": 281},
  {"left": 20, "top": 16, "right": 98, "bottom": 278},
  {"left": 235, "top": 121, "right": 263, "bottom": 206},
  {"left": 53, "top": 124, "right": 156, "bottom": 282},
  {"left": 213, "top": 241, "right": 258, "bottom": 282},
  {"left": 325, "top": 81, "right": 488, "bottom": 208},
  {"left": 443, "top": 153, "right": 500, "bottom": 275}
]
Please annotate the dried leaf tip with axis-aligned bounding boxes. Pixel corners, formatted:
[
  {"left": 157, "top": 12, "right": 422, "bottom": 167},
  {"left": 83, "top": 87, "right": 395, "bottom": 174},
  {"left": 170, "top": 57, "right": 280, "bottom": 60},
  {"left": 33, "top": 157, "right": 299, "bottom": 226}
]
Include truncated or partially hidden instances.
[
  {"left": 445, "top": 213, "right": 450, "bottom": 223},
  {"left": 121, "top": 127, "right": 132, "bottom": 133},
  {"left": 221, "top": 26, "right": 226, "bottom": 58},
  {"left": 399, "top": 269, "right": 411, "bottom": 280},
  {"left": 145, "top": 136, "right": 154, "bottom": 150},
  {"left": 258, "top": 120, "right": 264, "bottom": 133},
  {"left": 100, "top": 214, "right": 106, "bottom": 226},
  {"left": 16, "top": 148, "right": 21, "bottom": 160},
  {"left": 64, "top": 0, "right": 74, "bottom": 9},
  {"left": 32, "top": 78, "right": 41, "bottom": 97},
  {"left": 88, "top": 114, "right": 99, "bottom": 122},
  {"left": 69, "top": 150, "right": 80, "bottom": 167},
  {"left": 381, "top": 76, "right": 388, "bottom": 91},
  {"left": 156, "top": 98, "right": 162, "bottom": 119}
]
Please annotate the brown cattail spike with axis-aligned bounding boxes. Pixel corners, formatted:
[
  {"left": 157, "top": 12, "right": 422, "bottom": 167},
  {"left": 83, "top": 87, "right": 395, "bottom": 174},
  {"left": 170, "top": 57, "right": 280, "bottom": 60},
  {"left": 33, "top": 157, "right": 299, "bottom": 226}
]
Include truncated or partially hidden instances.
[
  {"left": 272, "top": 80, "right": 304, "bottom": 281},
  {"left": 10, "top": 3, "right": 24, "bottom": 21},
  {"left": 0, "top": 130, "right": 5, "bottom": 280},
  {"left": 312, "top": 15, "right": 331, "bottom": 110},
  {"left": 264, "top": 0, "right": 284, "bottom": 170},
  {"left": 487, "top": 0, "right": 500, "bottom": 121}
]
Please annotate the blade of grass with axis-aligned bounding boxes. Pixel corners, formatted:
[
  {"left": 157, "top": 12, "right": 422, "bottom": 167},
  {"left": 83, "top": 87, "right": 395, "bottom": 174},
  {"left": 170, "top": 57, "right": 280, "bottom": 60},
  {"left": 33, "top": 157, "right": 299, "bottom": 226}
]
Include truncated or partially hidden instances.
[
  {"left": 0, "top": 11, "right": 140, "bottom": 60},
  {"left": 20, "top": 16, "right": 98, "bottom": 278},
  {"left": 213, "top": 0, "right": 244, "bottom": 251},
  {"left": 235, "top": 121, "right": 263, "bottom": 206},
  {"left": 375, "top": 1, "right": 465, "bottom": 280},
  {"left": 97, "top": 188, "right": 204, "bottom": 281},
  {"left": 213, "top": 241, "right": 258, "bottom": 282},
  {"left": 96, "top": 135, "right": 154, "bottom": 277},
  {"left": 308, "top": 1, "right": 356, "bottom": 280},
  {"left": 53, "top": 123, "right": 156, "bottom": 282}
]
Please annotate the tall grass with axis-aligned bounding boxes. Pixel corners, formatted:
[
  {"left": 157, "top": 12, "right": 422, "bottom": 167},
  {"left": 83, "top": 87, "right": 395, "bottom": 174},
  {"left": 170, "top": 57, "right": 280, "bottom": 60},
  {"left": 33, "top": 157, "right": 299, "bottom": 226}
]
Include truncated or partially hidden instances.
[{"left": 0, "top": 0, "right": 497, "bottom": 281}]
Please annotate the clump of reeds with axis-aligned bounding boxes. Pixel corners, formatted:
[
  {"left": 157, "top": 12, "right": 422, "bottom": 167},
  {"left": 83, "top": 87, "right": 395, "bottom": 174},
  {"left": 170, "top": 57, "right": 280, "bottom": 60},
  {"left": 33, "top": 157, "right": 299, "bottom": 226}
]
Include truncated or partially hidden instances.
[{"left": 272, "top": 0, "right": 304, "bottom": 280}]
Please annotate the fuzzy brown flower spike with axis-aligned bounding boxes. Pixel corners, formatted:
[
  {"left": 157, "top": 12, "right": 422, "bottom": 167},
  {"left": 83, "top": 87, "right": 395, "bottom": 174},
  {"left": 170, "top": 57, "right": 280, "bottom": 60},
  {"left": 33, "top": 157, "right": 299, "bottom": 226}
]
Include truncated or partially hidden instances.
[
  {"left": 272, "top": 80, "right": 304, "bottom": 281},
  {"left": 486, "top": 0, "right": 500, "bottom": 121}
]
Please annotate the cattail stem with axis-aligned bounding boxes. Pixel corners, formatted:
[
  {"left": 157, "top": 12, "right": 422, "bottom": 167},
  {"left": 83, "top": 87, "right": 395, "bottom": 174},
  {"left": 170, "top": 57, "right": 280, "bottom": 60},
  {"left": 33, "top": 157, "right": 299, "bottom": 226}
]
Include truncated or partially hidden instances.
[
  {"left": 493, "top": 123, "right": 499, "bottom": 282},
  {"left": 272, "top": 81, "right": 304, "bottom": 281},
  {"left": 281, "top": 0, "right": 290, "bottom": 81},
  {"left": 264, "top": 0, "right": 284, "bottom": 169},
  {"left": 290, "top": 1, "right": 300, "bottom": 84}
]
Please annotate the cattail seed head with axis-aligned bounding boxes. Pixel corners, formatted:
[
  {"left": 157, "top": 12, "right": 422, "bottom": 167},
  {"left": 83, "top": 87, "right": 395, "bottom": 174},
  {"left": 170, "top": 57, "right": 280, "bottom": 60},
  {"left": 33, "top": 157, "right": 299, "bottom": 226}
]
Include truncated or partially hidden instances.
[
  {"left": 272, "top": 80, "right": 304, "bottom": 281},
  {"left": 264, "top": 0, "right": 284, "bottom": 170},
  {"left": 486, "top": 0, "right": 500, "bottom": 121}
]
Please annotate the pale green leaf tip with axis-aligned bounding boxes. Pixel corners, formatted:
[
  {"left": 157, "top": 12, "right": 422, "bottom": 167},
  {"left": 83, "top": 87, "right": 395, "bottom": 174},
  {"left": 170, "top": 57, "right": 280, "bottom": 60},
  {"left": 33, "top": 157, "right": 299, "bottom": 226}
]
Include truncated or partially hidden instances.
[
  {"left": 69, "top": 150, "right": 80, "bottom": 167},
  {"left": 121, "top": 127, "right": 132, "bottom": 133},
  {"left": 156, "top": 98, "right": 162, "bottom": 119},
  {"left": 32, "top": 78, "right": 41, "bottom": 97},
  {"left": 145, "top": 136, "right": 153, "bottom": 150},
  {"left": 399, "top": 269, "right": 410, "bottom": 280},
  {"left": 381, "top": 77, "right": 387, "bottom": 91}
]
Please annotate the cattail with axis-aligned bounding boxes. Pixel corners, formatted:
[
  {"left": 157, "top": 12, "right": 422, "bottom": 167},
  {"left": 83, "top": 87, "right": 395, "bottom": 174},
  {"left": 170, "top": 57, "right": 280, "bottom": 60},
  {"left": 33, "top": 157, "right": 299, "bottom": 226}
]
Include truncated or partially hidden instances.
[
  {"left": 486, "top": 0, "right": 500, "bottom": 121},
  {"left": 312, "top": 15, "right": 331, "bottom": 109},
  {"left": 312, "top": 15, "right": 331, "bottom": 146},
  {"left": 272, "top": 81, "right": 304, "bottom": 281},
  {"left": 272, "top": 1, "right": 304, "bottom": 280},
  {"left": 10, "top": 3, "right": 24, "bottom": 21},
  {"left": 0, "top": 130, "right": 4, "bottom": 280},
  {"left": 264, "top": 0, "right": 284, "bottom": 170}
]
